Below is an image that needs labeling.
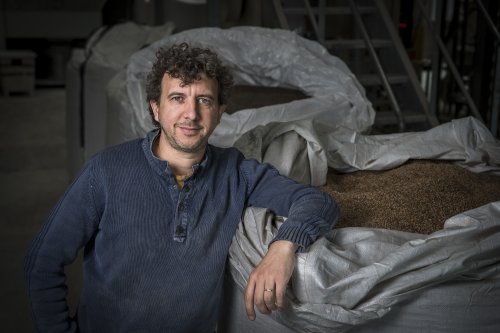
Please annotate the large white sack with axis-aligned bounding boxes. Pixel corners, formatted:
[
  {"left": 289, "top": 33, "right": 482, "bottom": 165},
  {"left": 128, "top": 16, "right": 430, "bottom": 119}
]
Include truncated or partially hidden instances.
[{"left": 220, "top": 204, "right": 500, "bottom": 332}]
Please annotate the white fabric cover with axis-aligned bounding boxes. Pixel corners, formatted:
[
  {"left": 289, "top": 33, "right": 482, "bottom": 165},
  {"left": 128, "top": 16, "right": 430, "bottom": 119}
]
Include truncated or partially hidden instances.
[
  {"left": 226, "top": 116, "right": 500, "bottom": 185},
  {"left": 221, "top": 205, "right": 500, "bottom": 332}
]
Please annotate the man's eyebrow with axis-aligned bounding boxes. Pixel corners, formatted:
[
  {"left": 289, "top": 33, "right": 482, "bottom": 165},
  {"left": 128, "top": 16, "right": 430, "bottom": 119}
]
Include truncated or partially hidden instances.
[
  {"left": 167, "top": 91, "right": 186, "bottom": 98},
  {"left": 196, "top": 94, "right": 215, "bottom": 99}
]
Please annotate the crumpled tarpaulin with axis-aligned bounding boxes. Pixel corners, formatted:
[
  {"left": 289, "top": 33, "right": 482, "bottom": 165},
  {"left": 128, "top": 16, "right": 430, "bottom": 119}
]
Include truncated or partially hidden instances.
[
  {"left": 222, "top": 205, "right": 500, "bottom": 332},
  {"left": 219, "top": 115, "right": 500, "bottom": 185}
]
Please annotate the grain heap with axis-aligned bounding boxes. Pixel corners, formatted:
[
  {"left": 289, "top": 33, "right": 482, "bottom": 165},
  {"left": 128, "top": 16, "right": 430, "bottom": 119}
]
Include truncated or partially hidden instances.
[
  {"left": 320, "top": 160, "right": 500, "bottom": 234},
  {"left": 225, "top": 85, "right": 308, "bottom": 114}
]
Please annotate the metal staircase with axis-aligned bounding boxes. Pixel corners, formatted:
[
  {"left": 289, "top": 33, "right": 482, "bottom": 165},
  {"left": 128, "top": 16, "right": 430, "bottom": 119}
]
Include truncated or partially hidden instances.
[{"left": 272, "top": 0, "right": 440, "bottom": 131}]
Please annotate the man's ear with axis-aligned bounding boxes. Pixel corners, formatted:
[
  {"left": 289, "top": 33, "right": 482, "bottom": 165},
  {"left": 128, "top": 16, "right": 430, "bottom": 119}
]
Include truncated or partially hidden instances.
[
  {"left": 217, "top": 104, "right": 226, "bottom": 121},
  {"left": 150, "top": 101, "right": 159, "bottom": 122}
]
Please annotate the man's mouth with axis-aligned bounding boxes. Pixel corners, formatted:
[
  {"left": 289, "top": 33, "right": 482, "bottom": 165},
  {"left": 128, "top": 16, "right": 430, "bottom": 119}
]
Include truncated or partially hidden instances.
[{"left": 177, "top": 123, "right": 202, "bottom": 136}]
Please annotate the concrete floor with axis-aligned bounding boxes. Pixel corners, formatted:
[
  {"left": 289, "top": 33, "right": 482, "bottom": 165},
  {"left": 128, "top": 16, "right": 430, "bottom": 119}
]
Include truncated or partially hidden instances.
[{"left": 0, "top": 88, "right": 82, "bottom": 333}]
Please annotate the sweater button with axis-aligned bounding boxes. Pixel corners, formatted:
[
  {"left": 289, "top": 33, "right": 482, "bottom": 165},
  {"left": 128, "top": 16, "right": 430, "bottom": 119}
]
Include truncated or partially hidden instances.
[
  {"left": 184, "top": 185, "right": 190, "bottom": 192},
  {"left": 175, "top": 225, "right": 185, "bottom": 235}
]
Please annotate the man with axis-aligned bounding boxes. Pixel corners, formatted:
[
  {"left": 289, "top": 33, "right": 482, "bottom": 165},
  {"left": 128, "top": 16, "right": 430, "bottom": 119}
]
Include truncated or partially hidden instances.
[{"left": 25, "top": 42, "right": 339, "bottom": 332}]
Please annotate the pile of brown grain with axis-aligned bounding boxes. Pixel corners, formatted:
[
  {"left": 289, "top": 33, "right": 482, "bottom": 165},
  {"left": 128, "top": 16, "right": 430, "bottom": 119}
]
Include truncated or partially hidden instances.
[
  {"left": 224, "top": 86, "right": 500, "bottom": 234},
  {"left": 225, "top": 85, "right": 308, "bottom": 114},
  {"left": 320, "top": 160, "right": 500, "bottom": 234}
]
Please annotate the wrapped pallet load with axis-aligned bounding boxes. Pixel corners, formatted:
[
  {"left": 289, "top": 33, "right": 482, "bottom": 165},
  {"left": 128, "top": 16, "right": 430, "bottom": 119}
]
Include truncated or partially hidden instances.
[{"left": 65, "top": 21, "right": 175, "bottom": 177}]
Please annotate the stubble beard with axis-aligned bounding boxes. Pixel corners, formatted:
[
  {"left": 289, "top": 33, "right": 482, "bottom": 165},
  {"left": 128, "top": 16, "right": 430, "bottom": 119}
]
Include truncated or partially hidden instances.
[{"left": 161, "top": 124, "right": 207, "bottom": 154}]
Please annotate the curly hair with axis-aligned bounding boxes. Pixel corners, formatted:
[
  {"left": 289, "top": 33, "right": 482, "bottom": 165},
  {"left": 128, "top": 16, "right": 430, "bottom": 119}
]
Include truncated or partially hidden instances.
[{"left": 145, "top": 42, "right": 234, "bottom": 127}]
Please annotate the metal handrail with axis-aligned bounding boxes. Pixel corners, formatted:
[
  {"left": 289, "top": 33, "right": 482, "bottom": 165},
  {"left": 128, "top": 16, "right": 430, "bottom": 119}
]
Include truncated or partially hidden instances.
[
  {"left": 476, "top": 0, "right": 500, "bottom": 136},
  {"left": 271, "top": 0, "right": 290, "bottom": 30},
  {"left": 476, "top": 0, "right": 500, "bottom": 43},
  {"left": 373, "top": 0, "right": 439, "bottom": 128},
  {"left": 348, "top": 0, "right": 406, "bottom": 131},
  {"left": 416, "top": 0, "right": 484, "bottom": 123},
  {"left": 302, "top": 0, "right": 322, "bottom": 42}
]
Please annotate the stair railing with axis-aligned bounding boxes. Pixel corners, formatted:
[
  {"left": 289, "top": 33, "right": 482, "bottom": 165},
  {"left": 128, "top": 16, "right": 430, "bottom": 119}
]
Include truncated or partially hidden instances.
[
  {"left": 416, "top": 0, "right": 484, "bottom": 123},
  {"left": 347, "top": 0, "right": 406, "bottom": 131},
  {"left": 476, "top": 0, "right": 500, "bottom": 136}
]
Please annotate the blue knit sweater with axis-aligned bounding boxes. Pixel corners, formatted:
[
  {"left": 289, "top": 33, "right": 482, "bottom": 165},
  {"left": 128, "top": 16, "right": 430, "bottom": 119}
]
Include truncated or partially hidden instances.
[{"left": 25, "top": 130, "right": 338, "bottom": 332}]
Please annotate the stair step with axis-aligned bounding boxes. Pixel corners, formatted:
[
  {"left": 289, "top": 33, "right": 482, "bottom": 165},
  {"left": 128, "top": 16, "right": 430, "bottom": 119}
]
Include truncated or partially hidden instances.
[
  {"left": 283, "top": 6, "right": 376, "bottom": 16},
  {"left": 324, "top": 39, "right": 392, "bottom": 49},
  {"left": 358, "top": 74, "right": 408, "bottom": 86},
  {"left": 274, "top": 0, "right": 434, "bottom": 131}
]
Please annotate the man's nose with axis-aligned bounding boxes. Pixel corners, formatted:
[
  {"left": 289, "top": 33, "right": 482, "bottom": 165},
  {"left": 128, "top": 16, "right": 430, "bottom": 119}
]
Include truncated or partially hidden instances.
[{"left": 183, "top": 98, "right": 199, "bottom": 120}]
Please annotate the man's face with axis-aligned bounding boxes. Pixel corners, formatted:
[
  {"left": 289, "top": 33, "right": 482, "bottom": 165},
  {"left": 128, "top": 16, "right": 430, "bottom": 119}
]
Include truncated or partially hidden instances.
[{"left": 150, "top": 73, "right": 225, "bottom": 155}]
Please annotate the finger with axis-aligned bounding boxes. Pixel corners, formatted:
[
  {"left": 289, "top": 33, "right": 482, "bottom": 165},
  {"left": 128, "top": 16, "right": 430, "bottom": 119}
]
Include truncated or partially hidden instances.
[
  {"left": 244, "top": 280, "right": 257, "bottom": 320},
  {"left": 263, "top": 285, "right": 277, "bottom": 311},
  {"left": 254, "top": 282, "right": 272, "bottom": 315},
  {"left": 274, "top": 282, "right": 287, "bottom": 311}
]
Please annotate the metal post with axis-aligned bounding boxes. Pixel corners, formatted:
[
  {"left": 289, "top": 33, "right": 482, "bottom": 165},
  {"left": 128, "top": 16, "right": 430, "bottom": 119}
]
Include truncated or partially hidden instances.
[
  {"left": 492, "top": 50, "right": 500, "bottom": 137},
  {"left": 318, "top": 0, "right": 326, "bottom": 43},
  {"left": 0, "top": 0, "right": 6, "bottom": 50},
  {"left": 429, "top": 0, "right": 442, "bottom": 120},
  {"left": 476, "top": 0, "right": 500, "bottom": 136},
  {"left": 416, "top": 0, "right": 484, "bottom": 123}
]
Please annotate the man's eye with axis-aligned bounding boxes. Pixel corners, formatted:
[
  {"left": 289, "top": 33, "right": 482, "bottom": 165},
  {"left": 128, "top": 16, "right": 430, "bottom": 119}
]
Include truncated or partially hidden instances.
[
  {"left": 171, "top": 96, "right": 184, "bottom": 102},
  {"left": 198, "top": 97, "right": 212, "bottom": 105}
]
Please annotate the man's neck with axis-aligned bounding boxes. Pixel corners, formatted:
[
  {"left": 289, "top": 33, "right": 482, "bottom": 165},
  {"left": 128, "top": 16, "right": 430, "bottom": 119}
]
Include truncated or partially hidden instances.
[{"left": 153, "top": 135, "right": 204, "bottom": 177}]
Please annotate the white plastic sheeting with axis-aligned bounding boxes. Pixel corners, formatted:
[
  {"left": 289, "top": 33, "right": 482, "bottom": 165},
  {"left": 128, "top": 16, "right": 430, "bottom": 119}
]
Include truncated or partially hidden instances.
[
  {"left": 226, "top": 115, "right": 500, "bottom": 185},
  {"left": 221, "top": 205, "right": 500, "bottom": 333}
]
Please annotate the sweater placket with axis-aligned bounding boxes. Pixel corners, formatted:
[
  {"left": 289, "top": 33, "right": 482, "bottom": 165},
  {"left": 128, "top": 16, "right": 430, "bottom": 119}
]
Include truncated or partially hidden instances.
[{"left": 170, "top": 177, "right": 193, "bottom": 243}]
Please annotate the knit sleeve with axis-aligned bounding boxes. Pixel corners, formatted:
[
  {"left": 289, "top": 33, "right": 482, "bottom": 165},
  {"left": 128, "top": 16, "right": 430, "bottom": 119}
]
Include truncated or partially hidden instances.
[
  {"left": 240, "top": 158, "right": 339, "bottom": 252},
  {"left": 24, "top": 160, "right": 101, "bottom": 332}
]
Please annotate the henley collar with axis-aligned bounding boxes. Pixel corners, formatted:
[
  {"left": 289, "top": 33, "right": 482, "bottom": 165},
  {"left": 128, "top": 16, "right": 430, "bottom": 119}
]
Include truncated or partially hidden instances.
[{"left": 142, "top": 129, "right": 211, "bottom": 178}]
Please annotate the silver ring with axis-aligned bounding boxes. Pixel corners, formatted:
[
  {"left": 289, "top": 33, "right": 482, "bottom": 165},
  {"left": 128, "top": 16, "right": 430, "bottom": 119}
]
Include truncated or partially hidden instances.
[{"left": 264, "top": 288, "right": 273, "bottom": 292}]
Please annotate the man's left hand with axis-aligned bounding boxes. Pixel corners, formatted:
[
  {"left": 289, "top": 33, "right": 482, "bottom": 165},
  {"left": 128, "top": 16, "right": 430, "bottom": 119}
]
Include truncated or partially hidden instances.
[{"left": 244, "top": 240, "right": 298, "bottom": 321}]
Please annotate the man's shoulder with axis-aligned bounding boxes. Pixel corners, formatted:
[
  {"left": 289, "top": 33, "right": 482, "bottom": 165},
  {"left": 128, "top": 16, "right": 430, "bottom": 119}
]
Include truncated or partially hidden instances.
[
  {"left": 208, "top": 144, "right": 244, "bottom": 160},
  {"left": 90, "top": 138, "right": 144, "bottom": 165},
  {"left": 207, "top": 145, "right": 275, "bottom": 178}
]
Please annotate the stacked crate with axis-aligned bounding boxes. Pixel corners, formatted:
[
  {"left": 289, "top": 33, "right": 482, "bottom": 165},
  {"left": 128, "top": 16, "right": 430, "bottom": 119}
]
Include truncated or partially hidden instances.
[{"left": 0, "top": 50, "right": 36, "bottom": 96}]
